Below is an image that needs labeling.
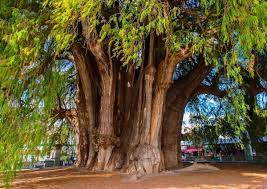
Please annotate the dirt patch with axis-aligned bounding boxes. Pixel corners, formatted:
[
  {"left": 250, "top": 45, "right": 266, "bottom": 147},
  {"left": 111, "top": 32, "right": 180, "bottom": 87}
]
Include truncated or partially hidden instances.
[
  {"left": 173, "top": 163, "right": 220, "bottom": 172},
  {"left": 4, "top": 163, "right": 267, "bottom": 189}
]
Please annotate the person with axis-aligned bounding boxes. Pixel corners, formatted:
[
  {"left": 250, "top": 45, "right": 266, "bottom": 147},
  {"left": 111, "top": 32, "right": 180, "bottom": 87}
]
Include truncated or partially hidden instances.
[{"left": 70, "top": 156, "right": 75, "bottom": 165}]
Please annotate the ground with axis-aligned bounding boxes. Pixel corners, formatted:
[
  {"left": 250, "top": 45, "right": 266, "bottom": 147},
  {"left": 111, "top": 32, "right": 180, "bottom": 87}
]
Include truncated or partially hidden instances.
[{"left": 4, "top": 163, "right": 267, "bottom": 189}]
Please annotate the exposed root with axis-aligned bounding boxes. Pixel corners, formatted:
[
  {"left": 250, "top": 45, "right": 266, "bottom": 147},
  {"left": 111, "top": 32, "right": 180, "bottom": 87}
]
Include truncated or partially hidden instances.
[{"left": 127, "top": 145, "right": 161, "bottom": 179}]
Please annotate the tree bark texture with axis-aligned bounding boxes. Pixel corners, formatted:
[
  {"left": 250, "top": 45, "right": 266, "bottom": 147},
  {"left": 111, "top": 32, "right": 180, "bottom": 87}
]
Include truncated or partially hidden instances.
[
  {"left": 60, "top": 22, "right": 214, "bottom": 177},
  {"left": 162, "top": 58, "right": 212, "bottom": 169}
]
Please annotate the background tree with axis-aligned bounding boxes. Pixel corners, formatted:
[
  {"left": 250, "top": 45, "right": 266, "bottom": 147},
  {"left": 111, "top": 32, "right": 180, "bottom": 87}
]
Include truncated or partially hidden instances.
[{"left": 186, "top": 55, "right": 267, "bottom": 160}]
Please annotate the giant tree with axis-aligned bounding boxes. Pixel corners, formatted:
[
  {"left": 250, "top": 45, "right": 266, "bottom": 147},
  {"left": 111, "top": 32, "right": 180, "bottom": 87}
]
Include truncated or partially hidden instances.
[{"left": 0, "top": 0, "right": 266, "bottom": 184}]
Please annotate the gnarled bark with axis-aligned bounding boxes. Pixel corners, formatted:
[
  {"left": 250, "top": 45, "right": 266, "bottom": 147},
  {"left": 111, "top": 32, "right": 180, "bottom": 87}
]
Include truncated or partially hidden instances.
[
  {"left": 62, "top": 22, "right": 196, "bottom": 176},
  {"left": 162, "top": 57, "right": 212, "bottom": 169},
  {"left": 72, "top": 44, "right": 97, "bottom": 168},
  {"left": 162, "top": 96, "right": 186, "bottom": 169},
  {"left": 150, "top": 48, "right": 191, "bottom": 148}
]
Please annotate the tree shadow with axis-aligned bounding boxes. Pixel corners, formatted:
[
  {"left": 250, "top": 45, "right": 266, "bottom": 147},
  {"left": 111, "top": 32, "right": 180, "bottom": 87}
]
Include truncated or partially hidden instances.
[{"left": 5, "top": 163, "right": 267, "bottom": 189}]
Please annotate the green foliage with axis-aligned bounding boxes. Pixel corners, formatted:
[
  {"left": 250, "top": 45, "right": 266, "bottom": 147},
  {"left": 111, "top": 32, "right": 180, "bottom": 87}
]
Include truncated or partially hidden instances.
[
  {"left": 44, "top": 0, "right": 267, "bottom": 66},
  {"left": 0, "top": 2, "right": 75, "bottom": 186},
  {"left": 249, "top": 107, "right": 267, "bottom": 147}
]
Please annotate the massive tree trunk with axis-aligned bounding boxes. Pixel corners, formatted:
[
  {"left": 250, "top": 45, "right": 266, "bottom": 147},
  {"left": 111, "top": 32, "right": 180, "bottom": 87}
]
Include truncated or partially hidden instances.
[
  {"left": 63, "top": 44, "right": 218, "bottom": 175},
  {"left": 94, "top": 59, "right": 116, "bottom": 171},
  {"left": 162, "top": 95, "right": 187, "bottom": 169},
  {"left": 81, "top": 20, "right": 119, "bottom": 171},
  {"left": 162, "top": 58, "right": 212, "bottom": 169},
  {"left": 52, "top": 24, "right": 261, "bottom": 175},
  {"left": 72, "top": 44, "right": 98, "bottom": 168},
  {"left": 60, "top": 21, "right": 194, "bottom": 176},
  {"left": 120, "top": 43, "right": 190, "bottom": 175}
]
